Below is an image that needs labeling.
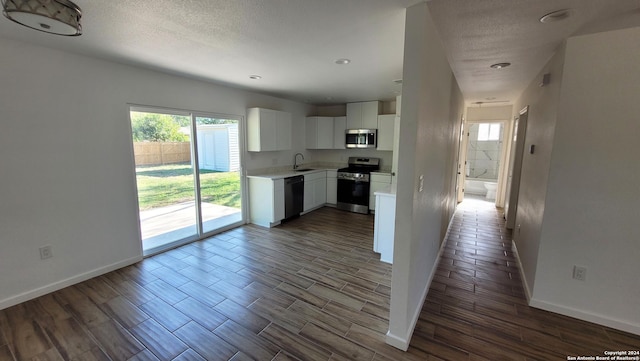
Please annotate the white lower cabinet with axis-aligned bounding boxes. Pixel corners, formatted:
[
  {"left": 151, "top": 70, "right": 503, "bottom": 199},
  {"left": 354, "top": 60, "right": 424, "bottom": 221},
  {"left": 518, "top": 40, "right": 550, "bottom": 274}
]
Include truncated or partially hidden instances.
[
  {"left": 369, "top": 172, "right": 392, "bottom": 211},
  {"left": 249, "top": 177, "right": 284, "bottom": 227},
  {"left": 374, "top": 191, "right": 396, "bottom": 264},
  {"left": 326, "top": 170, "right": 337, "bottom": 205},
  {"left": 303, "top": 171, "right": 327, "bottom": 212}
]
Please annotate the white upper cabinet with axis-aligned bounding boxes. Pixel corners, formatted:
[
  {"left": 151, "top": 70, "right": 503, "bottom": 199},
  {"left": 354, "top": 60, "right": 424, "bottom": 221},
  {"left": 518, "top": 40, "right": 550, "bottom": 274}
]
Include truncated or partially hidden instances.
[
  {"left": 277, "top": 111, "right": 292, "bottom": 150},
  {"left": 333, "top": 116, "right": 346, "bottom": 149},
  {"left": 306, "top": 116, "right": 334, "bottom": 149},
  {"left": 346, "top": 101, "right": 380, "bottom": 129},
  {"left": 376, "top": 114, "right": 396, "bottom": 151},
  {"left": 247, "top": 108, "right": 292, "bottom": 152}
]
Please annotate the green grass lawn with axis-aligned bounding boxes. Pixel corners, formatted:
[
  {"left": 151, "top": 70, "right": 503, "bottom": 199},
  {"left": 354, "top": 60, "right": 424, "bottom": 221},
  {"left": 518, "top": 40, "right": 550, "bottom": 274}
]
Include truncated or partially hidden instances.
[{"left": 136, "top": 163, "right": 241, "bottom": 210}]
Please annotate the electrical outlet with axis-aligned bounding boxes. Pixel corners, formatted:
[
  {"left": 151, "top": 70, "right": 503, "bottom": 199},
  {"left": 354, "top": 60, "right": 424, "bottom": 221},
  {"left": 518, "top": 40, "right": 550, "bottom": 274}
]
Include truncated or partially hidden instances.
[
  {"left": 39, "top": 245, "right": 53, "bottom": 260},
  {"left": 572, "top": 265, "right": 586, "bottom": 281}
]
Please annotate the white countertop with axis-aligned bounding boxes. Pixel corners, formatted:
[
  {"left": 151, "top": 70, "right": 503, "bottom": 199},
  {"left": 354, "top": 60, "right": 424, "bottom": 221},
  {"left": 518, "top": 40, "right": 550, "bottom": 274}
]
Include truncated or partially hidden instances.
[
  {"left": 374, "top": 183, "right": 397, "bottom": 197},
  {"left": 247, "top": 168, "right": 336, "bottom": 180}
]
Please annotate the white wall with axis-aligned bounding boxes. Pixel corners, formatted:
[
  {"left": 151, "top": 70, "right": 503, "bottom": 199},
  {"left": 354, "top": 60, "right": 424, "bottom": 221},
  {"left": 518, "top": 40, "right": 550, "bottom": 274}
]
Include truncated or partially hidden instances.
[
  {"left": 0, "top": 36, "right": 313, "bottom": 309},
  {"left": 531, "top": 27, "right": 640, "bottom": 335},
  {"left": 467, "top": 105, "right": 512, "bottom": 122},
  {"left": 510, "top": 44, "right": 566, "bottom": 298},
  {"left": 387, "top": 2, "right": 462, "bottom": 350}
]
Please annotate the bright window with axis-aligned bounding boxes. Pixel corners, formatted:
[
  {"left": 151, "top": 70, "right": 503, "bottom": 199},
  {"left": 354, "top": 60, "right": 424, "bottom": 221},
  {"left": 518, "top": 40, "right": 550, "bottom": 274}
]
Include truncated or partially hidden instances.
[{"left": 477, "top": 123, "right": 501, "bottom": 141}]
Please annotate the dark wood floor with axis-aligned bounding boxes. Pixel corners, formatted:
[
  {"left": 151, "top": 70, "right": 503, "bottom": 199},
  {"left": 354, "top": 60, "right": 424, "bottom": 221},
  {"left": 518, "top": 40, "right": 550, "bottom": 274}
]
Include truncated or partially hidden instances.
[{"left": 1, "top": 203, "right": 638, "bottom": 360}]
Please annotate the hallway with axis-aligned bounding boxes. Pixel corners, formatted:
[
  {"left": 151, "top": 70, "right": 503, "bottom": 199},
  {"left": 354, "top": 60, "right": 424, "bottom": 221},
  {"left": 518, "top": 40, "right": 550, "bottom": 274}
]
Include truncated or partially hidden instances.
[{"left": 409, "top": 198, "right": 640, "bottom": 359}]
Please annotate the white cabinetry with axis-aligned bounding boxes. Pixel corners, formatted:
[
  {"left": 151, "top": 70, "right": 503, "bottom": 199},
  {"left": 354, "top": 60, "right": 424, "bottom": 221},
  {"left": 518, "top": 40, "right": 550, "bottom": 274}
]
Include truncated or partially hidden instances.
[
  {"left": 370, "top": 172, "right": 392, "bottom": 211},
  {"left": 247, "top": 108, "right": 292, "bottom": 152},
  {"left": 249, "top": 177, "right": 285, "bottom": 227},
  {"left": 376, "top": 114, "right": 396, "bottom": 151},
  {"left": 333, "top": 116, "right": 346, "bottom": 149},
  {"left": 374, "top": 190, "right": 396, "bottom": 264},
  {"left": 391, "top": 114, "right": 400, "bottom": 185},
  {"left": 326, "top": 170, "right": 337, "bottom": 205},
  {"left": 306, "top": 117, "right": 334, "bottom": 149},
  {"left": 303, "top": 171, "right": 327, "bottom": 212},
  {"left": 346, "top": 101, "right": 380, "bottom": 129}
]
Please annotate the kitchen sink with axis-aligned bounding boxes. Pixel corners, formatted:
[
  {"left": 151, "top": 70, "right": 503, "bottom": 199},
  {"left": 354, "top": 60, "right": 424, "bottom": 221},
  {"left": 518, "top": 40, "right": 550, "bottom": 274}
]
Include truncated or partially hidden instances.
[{"left": 294, "top": 168, "right": 314, "bottom": 172}]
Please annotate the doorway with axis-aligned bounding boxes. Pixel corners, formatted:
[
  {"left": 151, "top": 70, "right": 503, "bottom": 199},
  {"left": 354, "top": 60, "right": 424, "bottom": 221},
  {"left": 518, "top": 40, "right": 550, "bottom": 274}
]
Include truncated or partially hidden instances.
[
  {"left": 461, "top": 122, "right": 506, "bottom": 204},
  {"left": 129, "top": 106, "right": 244, "bottom": 255},
  {"left": 504, "top": 106, "right": 529, "bottom": 229}
]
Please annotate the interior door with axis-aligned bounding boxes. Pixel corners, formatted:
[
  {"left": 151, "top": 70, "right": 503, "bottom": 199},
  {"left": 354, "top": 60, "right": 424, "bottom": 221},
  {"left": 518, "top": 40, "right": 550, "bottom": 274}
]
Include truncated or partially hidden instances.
[
  {"left": 456, "top": 118, "right": 467, "bottom": 202},
  {"left": 504, "top": 106, "right": 529, "bottom": 229}
]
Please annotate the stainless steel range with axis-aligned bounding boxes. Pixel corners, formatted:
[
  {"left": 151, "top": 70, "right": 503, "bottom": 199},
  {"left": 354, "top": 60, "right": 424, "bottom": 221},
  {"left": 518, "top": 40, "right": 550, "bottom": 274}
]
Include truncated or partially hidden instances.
[{"left": 336, "top": 157, "right": 380, "bottom": 214}]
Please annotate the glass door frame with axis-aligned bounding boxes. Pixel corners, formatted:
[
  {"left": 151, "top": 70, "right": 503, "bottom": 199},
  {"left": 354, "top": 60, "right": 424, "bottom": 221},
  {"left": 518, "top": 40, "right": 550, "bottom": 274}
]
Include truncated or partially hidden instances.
[{"left": 128, "top": 104, "right": 247, "bottom": 257}]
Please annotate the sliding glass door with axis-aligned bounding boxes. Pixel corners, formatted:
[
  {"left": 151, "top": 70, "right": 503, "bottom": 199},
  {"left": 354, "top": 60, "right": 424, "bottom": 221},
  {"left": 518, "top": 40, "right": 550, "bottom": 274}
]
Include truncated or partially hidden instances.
[
  {"left": 194, "top": 115, "right": 242, "bottom": 234},
  {"left": 130, "top": 107, "right": 244, "bottom": 254}
]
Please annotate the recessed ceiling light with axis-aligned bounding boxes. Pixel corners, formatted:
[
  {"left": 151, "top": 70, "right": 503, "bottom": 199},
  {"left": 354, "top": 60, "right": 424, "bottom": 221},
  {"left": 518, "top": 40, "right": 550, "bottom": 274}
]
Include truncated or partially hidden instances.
[
  {"left": 490, "top": 62, "right": 511, "bottom": 69},
  {"left": 540, "top": 9, "right": 572, "bottom": 23},
  {"left": 249, "top": 75, "right": 262, "bottom": 80},
  {"left": 335, "top": 58, "right": 351, "bottom": 65}
]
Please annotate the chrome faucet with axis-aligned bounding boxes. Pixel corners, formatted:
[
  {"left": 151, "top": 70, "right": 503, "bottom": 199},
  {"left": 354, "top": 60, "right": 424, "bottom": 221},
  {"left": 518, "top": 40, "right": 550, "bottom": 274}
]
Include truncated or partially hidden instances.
[{"left": 293, "top": 153, "right": 304, "bottom": 169}]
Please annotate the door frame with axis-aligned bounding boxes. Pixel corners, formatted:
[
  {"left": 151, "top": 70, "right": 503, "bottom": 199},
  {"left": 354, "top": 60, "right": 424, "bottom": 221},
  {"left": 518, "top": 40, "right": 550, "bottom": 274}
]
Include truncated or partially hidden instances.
[
  {"left": 128, "top": 104, "right": 248, "bottom": 257},
  {"left": 504, "top": 106, "right": 529, "bottom": 228},
  {"left": 459, "top": 118, "right": 511, "bottom": 207}
]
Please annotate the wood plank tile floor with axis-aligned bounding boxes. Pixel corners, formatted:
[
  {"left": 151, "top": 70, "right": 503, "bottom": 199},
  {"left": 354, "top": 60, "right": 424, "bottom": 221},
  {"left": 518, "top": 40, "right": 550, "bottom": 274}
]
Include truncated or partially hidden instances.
[{"left": 1, "top": 203, "right": 638, "bottom": 360}]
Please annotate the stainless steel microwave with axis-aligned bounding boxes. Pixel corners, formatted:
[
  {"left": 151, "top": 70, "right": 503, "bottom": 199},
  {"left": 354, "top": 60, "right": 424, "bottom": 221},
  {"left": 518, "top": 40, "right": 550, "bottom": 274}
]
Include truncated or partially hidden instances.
[{"left": 345, "top": 129, "right": 377, "bottom": 148}]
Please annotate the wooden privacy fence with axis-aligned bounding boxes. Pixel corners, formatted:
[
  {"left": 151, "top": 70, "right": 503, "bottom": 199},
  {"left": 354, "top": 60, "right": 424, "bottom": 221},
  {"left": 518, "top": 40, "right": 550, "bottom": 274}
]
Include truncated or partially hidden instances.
[{"left": 133, "top": 142, "right": 191, "bottom": 165}]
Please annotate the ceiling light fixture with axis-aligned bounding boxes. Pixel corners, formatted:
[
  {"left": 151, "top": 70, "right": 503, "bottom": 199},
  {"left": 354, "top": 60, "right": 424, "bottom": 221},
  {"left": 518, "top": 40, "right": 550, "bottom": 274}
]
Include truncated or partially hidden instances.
[
  {"left": 2, "top": 0, "right": 82, "bottom": 36},
  {"left": 249, "top": 75, "right": 262, "bottom": 80},
  {"left": 539, "top": 9, "right": 572, "bottom": 23},
  {"left": 490, "top": 62, "right": 511, "bottom": 69},
  {"left": 335, "top": 58, "right": 351, "bottom": 65}
]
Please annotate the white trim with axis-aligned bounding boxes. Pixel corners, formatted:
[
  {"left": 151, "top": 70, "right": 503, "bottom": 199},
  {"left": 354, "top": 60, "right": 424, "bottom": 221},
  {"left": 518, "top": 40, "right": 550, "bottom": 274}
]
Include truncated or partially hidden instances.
[
  {"left": 513, "top": 240, "right": 640, "bottom": 336},
  {"left": 385, "top": 231, "right": 449, "bottom": 350},
  {"left": 529, "top": 298, "right": 640, "bottom": 336},
  {"left": 0, "top": 256, "right": 142, "bottom": 310},
  {"left": 385, "top": 330, "right": 409, "bottom": 350},
  {"left": 511, "top": 241, "right": 532, "bottom": 302}
]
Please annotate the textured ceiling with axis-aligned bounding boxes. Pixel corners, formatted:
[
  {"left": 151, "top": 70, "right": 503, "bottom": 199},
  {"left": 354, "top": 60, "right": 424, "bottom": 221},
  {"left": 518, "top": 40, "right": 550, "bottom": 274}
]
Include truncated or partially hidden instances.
[
  {"left": 428, "top": 0, "right": 640, "bottom": 105},
  {"left": 0, "top": 0, "right": 639, "bottom": 106},
  {"left": 0, "top": 0, "right": 418, "bottom": 104}
]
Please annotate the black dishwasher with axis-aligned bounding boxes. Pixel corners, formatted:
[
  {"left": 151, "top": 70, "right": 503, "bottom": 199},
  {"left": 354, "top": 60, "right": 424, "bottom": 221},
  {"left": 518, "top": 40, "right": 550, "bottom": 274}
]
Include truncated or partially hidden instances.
[{"left": 284, "top": 175, "right": 304, "bottom": 219}]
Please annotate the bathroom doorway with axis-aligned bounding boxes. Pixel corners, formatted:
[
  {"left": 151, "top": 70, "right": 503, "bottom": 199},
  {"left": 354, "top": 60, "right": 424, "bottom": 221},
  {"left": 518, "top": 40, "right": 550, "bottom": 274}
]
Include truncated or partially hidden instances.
[{"left": 462, "top": 122, "right": 506, "bottom": 204}]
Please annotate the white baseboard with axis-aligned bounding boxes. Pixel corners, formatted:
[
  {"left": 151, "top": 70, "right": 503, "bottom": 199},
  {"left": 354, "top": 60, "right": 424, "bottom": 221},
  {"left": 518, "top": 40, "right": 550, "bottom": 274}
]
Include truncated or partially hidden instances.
[
  {"left": 0, "top": 255, "right": 142, "bottom": 310},
  {"left": 385, "top": 234, "right": 448, "bottom": 350},
  {"left": 385, "top": 329, "right": 409, "bottom": 351},
  {"left": 511, "top": 243, "right": 640, "bottom": 336},
  {"left": 529, "top": 298, "right": 640, "bottom": 336},
  {"left": 511, "top": 241, "right": 532, "bottom": 302}
]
